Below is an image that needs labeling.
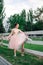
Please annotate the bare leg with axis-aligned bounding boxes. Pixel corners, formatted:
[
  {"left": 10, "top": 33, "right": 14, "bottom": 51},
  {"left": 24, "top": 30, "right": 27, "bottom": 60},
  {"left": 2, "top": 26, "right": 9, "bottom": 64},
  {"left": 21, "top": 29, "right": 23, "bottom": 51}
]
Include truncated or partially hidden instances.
[
  {"left": 21, "top": 43, "right": 24, "bottom": 56},
  {"left": 14, "top": 49, "right": 16, "bottom": 56}
]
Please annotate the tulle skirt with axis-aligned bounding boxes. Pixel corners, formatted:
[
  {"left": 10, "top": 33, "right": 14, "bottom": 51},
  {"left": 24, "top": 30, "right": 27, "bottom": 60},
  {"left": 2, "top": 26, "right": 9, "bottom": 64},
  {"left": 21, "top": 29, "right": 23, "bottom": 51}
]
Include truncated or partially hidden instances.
[{"left": 8, "top": 32, "right": 26, "bottom": 50}]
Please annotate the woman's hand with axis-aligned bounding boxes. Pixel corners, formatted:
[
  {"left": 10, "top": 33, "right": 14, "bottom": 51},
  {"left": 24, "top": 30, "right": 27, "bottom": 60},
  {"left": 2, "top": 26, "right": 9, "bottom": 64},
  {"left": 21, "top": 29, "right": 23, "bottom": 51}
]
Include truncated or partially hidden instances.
[
  {"left": 7, "top": 36, "right": 11, "bottom": 41},
  {"left": 7, "top": 29, "right": 14, "bottom": 40}
]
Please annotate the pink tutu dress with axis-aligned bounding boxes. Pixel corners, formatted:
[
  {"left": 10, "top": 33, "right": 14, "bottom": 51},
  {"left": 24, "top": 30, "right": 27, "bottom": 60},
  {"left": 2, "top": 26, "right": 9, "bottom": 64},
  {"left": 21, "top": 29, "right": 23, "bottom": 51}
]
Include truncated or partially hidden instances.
[{"left": 8, "top": 28, "right": 26, "bottom": 50}]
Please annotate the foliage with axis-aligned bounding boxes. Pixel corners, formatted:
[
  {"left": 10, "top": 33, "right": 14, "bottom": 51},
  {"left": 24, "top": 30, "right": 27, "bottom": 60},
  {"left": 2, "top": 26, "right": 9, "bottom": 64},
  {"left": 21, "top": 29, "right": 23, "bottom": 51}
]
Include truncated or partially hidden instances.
[
  {"left": 8, "top": 9, "right": 26, "bottom": 31},
  {"left": 0, "top": 0, "right": 5, "bottom": 33},
  {"left": 7, "top": 7, "right": 43, "bottom": 32}
]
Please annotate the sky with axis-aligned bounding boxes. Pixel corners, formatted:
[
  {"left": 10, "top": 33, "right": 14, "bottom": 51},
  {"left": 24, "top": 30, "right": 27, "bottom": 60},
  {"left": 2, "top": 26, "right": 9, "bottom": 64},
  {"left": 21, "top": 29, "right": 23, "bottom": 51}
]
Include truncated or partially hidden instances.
[{"left": 4, "top": 0, "right": 43, "bottom": 17}]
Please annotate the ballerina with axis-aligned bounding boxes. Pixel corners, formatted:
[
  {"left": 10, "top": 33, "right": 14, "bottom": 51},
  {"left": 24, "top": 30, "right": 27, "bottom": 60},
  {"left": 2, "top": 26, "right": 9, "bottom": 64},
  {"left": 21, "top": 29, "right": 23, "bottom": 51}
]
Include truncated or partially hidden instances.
[{"left": 7, "top": 23, "right": 32, "bottom": 56}]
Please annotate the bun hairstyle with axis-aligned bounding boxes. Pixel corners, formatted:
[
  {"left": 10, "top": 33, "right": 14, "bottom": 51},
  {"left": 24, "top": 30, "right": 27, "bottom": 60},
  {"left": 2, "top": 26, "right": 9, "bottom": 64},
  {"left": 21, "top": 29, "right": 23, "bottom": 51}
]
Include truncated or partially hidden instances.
[{"left": 14, "top": 22, "right": 18, "bottom": 27}]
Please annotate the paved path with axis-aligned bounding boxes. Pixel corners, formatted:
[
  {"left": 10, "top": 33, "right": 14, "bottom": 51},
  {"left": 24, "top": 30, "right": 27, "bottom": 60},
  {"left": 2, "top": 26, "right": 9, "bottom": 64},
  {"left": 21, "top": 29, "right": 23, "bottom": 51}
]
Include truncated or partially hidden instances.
[{"left": 0, "top": 56, "right": 12, "bottom": 65}]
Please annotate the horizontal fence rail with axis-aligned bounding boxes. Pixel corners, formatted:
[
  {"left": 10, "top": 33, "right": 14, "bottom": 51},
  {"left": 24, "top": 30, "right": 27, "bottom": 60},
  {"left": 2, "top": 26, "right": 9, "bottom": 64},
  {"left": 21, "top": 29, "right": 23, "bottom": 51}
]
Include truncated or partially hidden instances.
[
  {"left": 0, "top": 31, "right": 43, "bottom": 45},
  {"left": 0, "top": 30, "right": 43, "bottom": 36},
  {"left": 0, "top": 31, "right": 43, "bottom": 58},
  {"left": 25, "top": 30, "right": 43, "bottom": 35}
]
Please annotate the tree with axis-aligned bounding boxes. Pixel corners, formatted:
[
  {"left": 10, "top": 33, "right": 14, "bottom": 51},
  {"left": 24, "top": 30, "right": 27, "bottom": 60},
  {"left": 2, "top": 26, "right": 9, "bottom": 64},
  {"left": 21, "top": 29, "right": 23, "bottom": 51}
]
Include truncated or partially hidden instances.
[
  {"left": 0, "top": 0, "right": 5, "bottom": 33},
  {"left": 25, "top": 12, "right": 31, "bottom": 31},
  {"left": 26, "top": 9, "right": 33, "bottom": 31},
  {"left": 35, "top": 21, "right": 43, "bottom": 30},
  {"left": 32, "top": 7, "right": 43, "bottom": 31},
  {"left": 29, "top": 9, "right": 33, "bottom": 31},
  {"left": 7, "top": 7, "right": 43, "bottom": 32},
  {"left": 8, "top": 9, "right": 26, "bottom": 32},
  {"left": 8, "top": 14, "right": 20, "bottom": 30},
  {"left": 20, "top": 9, "right": 26, "bottom": 31},
  {"left": 33, "top": 7, "right": 43, "bottom": 22}
]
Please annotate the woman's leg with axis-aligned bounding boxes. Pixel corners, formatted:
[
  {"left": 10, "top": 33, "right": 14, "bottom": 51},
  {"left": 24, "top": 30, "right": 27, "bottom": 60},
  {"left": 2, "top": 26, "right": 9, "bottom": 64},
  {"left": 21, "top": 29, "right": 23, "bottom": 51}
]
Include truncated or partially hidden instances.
[
  {"left": 21, "top": 43, "right": 24, "bottom": 56},
  {"left": 14, "top": 49, "right": 16, "bottom": 56}
]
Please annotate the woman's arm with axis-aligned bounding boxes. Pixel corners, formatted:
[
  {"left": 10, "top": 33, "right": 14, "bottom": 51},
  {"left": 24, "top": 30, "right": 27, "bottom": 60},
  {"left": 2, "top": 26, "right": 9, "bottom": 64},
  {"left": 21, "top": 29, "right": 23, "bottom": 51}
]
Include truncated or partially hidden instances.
[
  {"left": 19, "top": 29, "right": 24, "bottom": 33},
  {"left": 8, "top": 29, "right": 14, "bottom": 40}
]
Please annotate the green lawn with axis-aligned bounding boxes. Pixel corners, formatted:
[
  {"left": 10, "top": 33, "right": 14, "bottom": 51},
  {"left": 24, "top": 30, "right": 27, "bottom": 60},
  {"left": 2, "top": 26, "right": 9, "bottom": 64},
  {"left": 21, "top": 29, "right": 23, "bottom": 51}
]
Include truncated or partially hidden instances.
[
  {"left": 0, "top": 45, "right": 43, "bottom": 65},
  {"left": 24, "top": 43, "right": 43, "bottom": 52},
  {"left": 2, "top": 40, "right": 9, "bottom": 43}
]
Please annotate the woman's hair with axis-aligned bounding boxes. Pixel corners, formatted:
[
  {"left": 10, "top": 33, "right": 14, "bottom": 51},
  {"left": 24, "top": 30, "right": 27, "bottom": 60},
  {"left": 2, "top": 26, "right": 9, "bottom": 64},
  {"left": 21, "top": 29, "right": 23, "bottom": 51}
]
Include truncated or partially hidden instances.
[{"left": 14, "top": 22, "right": 18, "bottom": 27}]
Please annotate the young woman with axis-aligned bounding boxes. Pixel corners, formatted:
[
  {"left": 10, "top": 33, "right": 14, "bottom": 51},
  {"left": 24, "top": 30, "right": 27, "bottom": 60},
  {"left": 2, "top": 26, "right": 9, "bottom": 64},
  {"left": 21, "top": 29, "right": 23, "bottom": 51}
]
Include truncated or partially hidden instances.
[{"left": 8, "top": 23, "right": 28, "bottom": 56}]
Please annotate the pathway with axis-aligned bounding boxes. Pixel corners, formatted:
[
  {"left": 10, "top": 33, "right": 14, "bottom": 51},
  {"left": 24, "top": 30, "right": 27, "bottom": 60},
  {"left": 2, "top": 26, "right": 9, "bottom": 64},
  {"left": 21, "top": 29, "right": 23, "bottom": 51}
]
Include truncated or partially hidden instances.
[{"left": 0, "top": 56, "right": 12, "bottom": 65}]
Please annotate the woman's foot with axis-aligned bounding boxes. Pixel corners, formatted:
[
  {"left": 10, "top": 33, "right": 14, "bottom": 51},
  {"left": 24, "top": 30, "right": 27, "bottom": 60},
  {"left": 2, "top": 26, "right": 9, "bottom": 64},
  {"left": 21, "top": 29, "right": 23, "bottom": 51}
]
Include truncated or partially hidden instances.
[
  {"left": 21, "top": 53, "right": 24, "bottom": 56},
  {"left": 14, "top": 53, "right": 16, "bottom": 57}
]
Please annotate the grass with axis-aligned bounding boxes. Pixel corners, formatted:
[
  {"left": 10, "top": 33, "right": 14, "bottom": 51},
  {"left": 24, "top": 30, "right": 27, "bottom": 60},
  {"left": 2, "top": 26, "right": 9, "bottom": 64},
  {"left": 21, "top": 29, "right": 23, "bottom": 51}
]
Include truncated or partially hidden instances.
[
  {"left": 2, "top": 40, "right": 9, "bottom": 43},
  {"left": 24, "top": 43, "right": 43, "bottom": 52},
  {"left": 0, "top": 45, "right": 43, "bottom": 65}
]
